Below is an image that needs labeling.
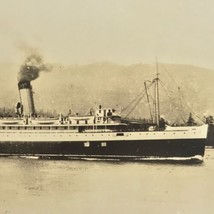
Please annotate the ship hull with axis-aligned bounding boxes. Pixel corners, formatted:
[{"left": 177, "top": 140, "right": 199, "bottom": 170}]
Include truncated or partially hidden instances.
[
  {"left": 0, "top": 124, "right": 208, "bottom": 162},
  {"left": 0, "top": 138, "right": 205, "bottom": 161}
]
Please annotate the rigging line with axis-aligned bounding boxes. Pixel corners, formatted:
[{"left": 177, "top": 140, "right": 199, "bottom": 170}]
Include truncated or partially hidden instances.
[
  {"left": 121, "top": 89, "right": 146, "bottom": 112},
  {"left": 158, "top": 80, "right": 187, "bottom": 123},
  {"left": 160, "top": 64, "right": 191, "bottom": 97},
  {"left": 124, "top": 91, "right": 147, "bottom": 118},
  {"left": 144, "top": 81, "right": 153, "bottom": 121},
  {"left": 178, "top": 89, "right": 203, "bottom": 122},
  {"left": 169, "top": 102, "right": 187, "bottom": 124},
  {"left": 122, "top": 81, "right": 154, "bottom": 112},
  {"left": 161, "top": 65, "right": 191, "bottom": 99},
  {"left": 124, "top": 92, "right": 146, "bottom": 118},
  {"left": 159, "top": 79, "right": 177, "bottom": 95},
  {"left": 159, "top": 80, "right": 176, "bottom": 99},
  {"left": 159, "top": 77, "right": 197, "bottom": 122},
  {"left": 154, "top": 67, "right": 202, "bottom": 123},
  {"left": 161, "top": 64, "right": 181, "bottom": 88},
  {"left": 83, "top": 107, "right": 93, "bottom": 116}
]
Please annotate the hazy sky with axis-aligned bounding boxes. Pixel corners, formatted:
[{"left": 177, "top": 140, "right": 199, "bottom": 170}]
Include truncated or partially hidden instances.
[{"left": 1, "top": 0, "right": 214, "bottom": 68}]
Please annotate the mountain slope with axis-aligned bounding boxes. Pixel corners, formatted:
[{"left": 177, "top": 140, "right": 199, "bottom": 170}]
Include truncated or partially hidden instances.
[{"left": 0, "top": 62, "right": 214, "bottom": 123}]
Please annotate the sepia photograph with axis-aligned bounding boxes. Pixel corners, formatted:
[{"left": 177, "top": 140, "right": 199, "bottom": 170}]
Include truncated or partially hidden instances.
[{"left": 0, "top": 0, "right": 214, "bottom": 213}]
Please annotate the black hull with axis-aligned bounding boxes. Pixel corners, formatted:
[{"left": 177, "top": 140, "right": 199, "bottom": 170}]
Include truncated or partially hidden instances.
[
  {"left": 0, "top": 139, "right": 205, "bottom": 160},
  {"left": 207, "top": 124, "right": 214, "bottom": 147}
]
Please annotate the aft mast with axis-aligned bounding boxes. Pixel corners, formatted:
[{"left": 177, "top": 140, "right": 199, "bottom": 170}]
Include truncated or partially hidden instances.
[{"left": 154, "top": 61, "right": 160, "bottom": 127}]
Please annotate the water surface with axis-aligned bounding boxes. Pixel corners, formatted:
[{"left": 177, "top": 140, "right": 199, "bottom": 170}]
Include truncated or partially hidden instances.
[{"left": 0, "top": 150, "right": 214, "bottom": 214}]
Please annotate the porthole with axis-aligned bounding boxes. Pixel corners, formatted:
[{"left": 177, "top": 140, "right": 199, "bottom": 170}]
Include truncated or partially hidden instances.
[
  {"left": 101, "top": 142, "right": 107, "bottom": 147},
  {"left": 84, "top": 142, "right": 90, "bottom": 147}
]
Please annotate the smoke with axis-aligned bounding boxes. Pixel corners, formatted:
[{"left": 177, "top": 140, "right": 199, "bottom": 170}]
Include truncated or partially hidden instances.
[{"left": 18, "top": 53, "right": 51, "bottom": 82}]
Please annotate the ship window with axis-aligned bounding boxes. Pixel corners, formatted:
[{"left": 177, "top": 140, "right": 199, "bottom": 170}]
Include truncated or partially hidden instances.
[
  {"left": 116, "top": 133, "right": 124, "bottom": 136},
  {"left": 85, "top": 126, "right": 93, "bottom": 130},
  {"left": 42, "top": 126, "right": 50, "bottom": 130},
  {"left": 101, "top": 142, "right": 107, "bottom": 147},
  {"left": 99, "top": 110, "right": 101, "bottom": 113},
  {"left": 26, "top": 127, "right": 33, "bottom": 130},
  {"left": 60, "top": 126, "right": 66, "bottom": 130},
  {"left": 84, "top": 142, "right": 90, "bottom": 147},
  {"left": 97, "top": 126, "right": 105, "bottom": 130},
  {"left": 77, "top": 120, "right": 79, "bottom": 124},
  {"left": 85, "top": 120, "right": 88, "bottom": 124},
  {"left": 34, "top": 126, "right": 40, "bottom": 130},
  {"left": 69, "top": 126, "right": 77, "bottom": 130}
]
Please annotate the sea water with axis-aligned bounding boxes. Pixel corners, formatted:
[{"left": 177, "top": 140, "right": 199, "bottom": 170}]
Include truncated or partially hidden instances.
[{"left": 0, "top": 149, "right": 214, "bottom": 214}]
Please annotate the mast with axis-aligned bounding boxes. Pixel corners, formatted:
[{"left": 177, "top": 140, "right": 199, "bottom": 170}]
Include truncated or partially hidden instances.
[
  {"left": 144, "top": 81, "right": 153, "bottom": 122},
  {"left": 155, "top": 61, "right": 160, "bottom": 126}
]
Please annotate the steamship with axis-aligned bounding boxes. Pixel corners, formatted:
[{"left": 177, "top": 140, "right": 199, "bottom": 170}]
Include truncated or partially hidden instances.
[{"left": 0, "top": 66, "right": 208, "bottom": 161}]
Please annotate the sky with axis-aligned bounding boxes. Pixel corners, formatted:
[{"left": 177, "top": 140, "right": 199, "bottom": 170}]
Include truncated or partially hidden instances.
[{"left": 1, "top": 0, "right": 214, "bottom": 68}]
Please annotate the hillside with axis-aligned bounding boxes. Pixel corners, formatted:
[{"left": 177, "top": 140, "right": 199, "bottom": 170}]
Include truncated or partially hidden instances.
[{"left": 0, "top": 62, "right": 214, "bottom": 124}]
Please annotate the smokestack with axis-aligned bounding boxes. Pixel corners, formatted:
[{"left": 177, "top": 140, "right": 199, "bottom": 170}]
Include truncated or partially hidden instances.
[
  {"left": 17, "top": 53, "right": 51, "bottom": 116},
  {"left": 17, "top": 53, "right": 52, "bottom": 116},
  {"left": 18, "top": 80, "right": 36, "bottom": 116}
]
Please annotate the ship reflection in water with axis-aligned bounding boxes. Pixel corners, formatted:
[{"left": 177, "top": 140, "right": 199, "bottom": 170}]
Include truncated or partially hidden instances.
[{"left": 0, "top": 149, "right": 213, "bottom": 214}]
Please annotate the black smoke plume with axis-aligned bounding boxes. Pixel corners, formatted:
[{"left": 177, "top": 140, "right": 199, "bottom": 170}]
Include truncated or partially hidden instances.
[{"left": 18, "top": 54, "right": 51, "bottom": 82}]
